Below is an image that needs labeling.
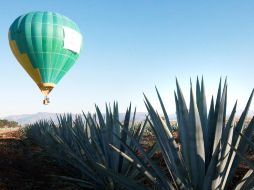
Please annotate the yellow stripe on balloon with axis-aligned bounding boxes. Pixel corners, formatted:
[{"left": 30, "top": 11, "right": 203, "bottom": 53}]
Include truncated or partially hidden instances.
[
  {"left": 9, "top": 36, "right": 42, "bottom": 85},
  {"left": 9, "top": 36, "right": 56, "bottom": 96}
]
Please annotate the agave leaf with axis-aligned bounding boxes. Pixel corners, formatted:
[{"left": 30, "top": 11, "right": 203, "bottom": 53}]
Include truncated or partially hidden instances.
[
  {"left": 113, "top": 102, "right": 121, "bottom": 141},
  {"left": 95, "top": 105, "right": 106, "bottom": 129},
  {"left": 234, "top": 170, "right": 254, "bottom": 190},
  {"left": 128, "top": 116, "right": 149, "bottom": 159},
  {"left": 145, "top": 94, "right": 189, "bottom": 189},
  {"left": 175, "top": 78, "right": 191, "bottom": 174},
  {"left": 94, "top": 162, "right": 149, "bottom": 190},
  {"left": 90, "top": 138, "right": 108, "bottom": 165},
  {"left": 69, "top": 129, "right": 93, "bottom": 161},
  {"left": 233, "top": 89, "right": 254, "bottom": 144},
  {"left": 221, "top": 101, "right": 238, "bottom": 148},
  {"left": 50, "top": 175, "right": 97, "bottom": 189},
  {"left": 174, "top": 91, "right": 180, "bottom": 123},
  {"left": 206, "top": 96, "right": 215, "bottom": 166},
  {"left": 223, "top": 80, "right": 228, "bottom": 126},
  {"left": 130, "top": 107, "right": 137, "bottom": 134},
  {"left": 227, "top": 143, "right": 254, "bottom": 170},
  {"left": 86, "top": 115, "right": 107, "bottom": 162},
  {"left": 207, "top": 80, "right": 226, "bottom": 189},
  {"left": 86, "top": 113, "right": 98, "bottom": 140},
  {"left": 155, "top": 86, "right": 172, "bottom": 131},
  {"left": 136, "top": 116, "right": 148, "bottom": 143},
  {"left": 196, "top": 77, "right": 208, "bottom": 151},
  {"left": 73, "top": 115, "right": 86, "bottom": 140},
  {"left": 223, "top": 90, "right": 254, "bottom": 189},
  {"left": 114, "top": 131, "right": 160, "bottom": 181},
  {"left": 145, "top": 98, "right": 178, "bottom": 149},
  {"left": 48, "top": 134, "right": 104, "bottom": 184},
  {"left": 234, "top": 129, "right": 254, "bottom": 148},
  {"left": 109, "top": 144, "right": 156, "bottom": 182},
  {"left": 214, "top": 78, "right": 222, "bottom": 115},
  {"left": 235, "top": 115, "right": 254, "bottom": 157},
  {"left": 57, "top": 114, "right": 73, "bottom": 144},
  {"left": 128, "top": 124, "right": 143, "bottom": 154},
  {"left": 71, "top": 118, "right": 100, "bottom": 161},
  {"left": 105, "top": 104, "right": 115, "bottom": 170},
  {"left": 212, "top": 80, "right": 227, "bottom": 154},
  {"left": 95, "top": 105, "right": 109, "bottom": 160},
  {"left": 188, "top": 81, "right": 205, "bottom": 189},
  {"left": 146, "top": 141, "right": 159, "bottom": 158},
  {"left": 202, "top": 142, "right": 221, "bottom": 190},
  {"left": 118, "top": 105, "right": 131, "bottom": 173},
  {"left": 112, "top": 102, "right": 121, "bottom": 172},
  {"left": 196, "top": 76, "right": 201, "bottom": 104},
  {"left": 52, "top": 114, "right": 120, "bottom": 187},
  {"left": 216, "top": 102, "right": 238, "bottom": 188},
  {"left": 207, "top": 79, "right": 222, "bottom": 164},
  {"left": 225, "top": 115, "right": 254, "bottom": 185},
  {"left": 81, "top": 113, "right": 91, "bottom": 138},
  {"left": 201, "top": 77, "right": 208, "bottom": 147},
  {"left": 115, "top": 124, "right": 178, "bottom": 189},
  {"left": 210, "top": 80, "right": 227, "bottom": 189}
]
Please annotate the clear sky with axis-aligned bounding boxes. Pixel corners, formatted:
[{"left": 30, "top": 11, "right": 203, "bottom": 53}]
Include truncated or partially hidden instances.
[{"left": 0, "top": 1, "right": 254, "bottom": 116}]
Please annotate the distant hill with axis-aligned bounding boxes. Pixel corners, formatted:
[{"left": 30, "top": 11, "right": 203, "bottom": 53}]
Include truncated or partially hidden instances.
[
  {"left": 4, "top": 112, "right": 159, "bottom": 125},
  {"left": 4, "top": 112, "right": 60, "bottom": 125},
  {"left": 4, "top": 110, "right": 254, "bottom": 126}
]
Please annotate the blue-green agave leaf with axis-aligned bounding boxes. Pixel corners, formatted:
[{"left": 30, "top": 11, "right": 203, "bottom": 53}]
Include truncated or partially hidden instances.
[
  {"left": 188, "top": 81, "right": 205, "bottom": 189},
  {"left": 175, "top": 78, "right": 191, "bottom": 174},
  {"left": 155, "top": 86, "right": 172, "bottom": 131},
  {"left": 234, "top": 170, "right": 254, "bottom": 190}
]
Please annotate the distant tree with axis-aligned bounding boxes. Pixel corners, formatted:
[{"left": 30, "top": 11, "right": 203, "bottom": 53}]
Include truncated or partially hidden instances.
[{"left": 0, "top": 119, "right": 19, "bottom": 128}]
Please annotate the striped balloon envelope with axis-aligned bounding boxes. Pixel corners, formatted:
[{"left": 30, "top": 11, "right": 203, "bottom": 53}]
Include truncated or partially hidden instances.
[{"left": 8, "top": 11, "right": 83, "bottom": 104}]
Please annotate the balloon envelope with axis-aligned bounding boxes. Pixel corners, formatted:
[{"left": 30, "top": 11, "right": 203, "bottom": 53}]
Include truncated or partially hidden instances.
[{"left": 9, "top": 11, "right": 83, "bottom": 96}]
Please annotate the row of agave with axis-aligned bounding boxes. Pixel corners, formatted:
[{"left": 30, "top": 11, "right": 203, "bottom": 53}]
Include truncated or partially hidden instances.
[{"left": 26, "top": 78, "right": 254, "bottom": 190}]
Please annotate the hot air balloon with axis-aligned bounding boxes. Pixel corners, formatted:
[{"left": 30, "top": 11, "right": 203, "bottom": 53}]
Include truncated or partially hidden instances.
[{"left": 8, "top": 11, "right": 83, "bottom": 104}]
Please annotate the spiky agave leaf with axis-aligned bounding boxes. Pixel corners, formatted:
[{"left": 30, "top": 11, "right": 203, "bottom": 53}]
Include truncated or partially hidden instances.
[
  {"left": 235, "top": 170, "right": 254, "bottom": 190},
  {"left": 155, "top": 86, "right": 173, "bottom": 131},
  {"left": 144, "top": 92, "right": 189, "bottom": 189},
  {"left": 188, "top": 80, "right": 205, "bottom": 189},
  {"left": 196, "top": 77, "right": 208, "bottom": 152},
  {"left": 111, "top": 123, "right": 177, "bottom": 190},
  {"left": 175, "top": 79, "right": 191, "bottom": 176},
  {"left": 221, "top": 89, "right": 254, "bottom": 189}
]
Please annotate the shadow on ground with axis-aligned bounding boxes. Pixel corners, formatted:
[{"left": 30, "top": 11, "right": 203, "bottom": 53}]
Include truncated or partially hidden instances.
[{"left": 0, "top": 130, "right": 82, "bottom": 190}]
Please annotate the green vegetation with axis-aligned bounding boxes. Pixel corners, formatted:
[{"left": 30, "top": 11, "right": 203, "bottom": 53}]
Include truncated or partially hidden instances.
[
  {"left": 26, "top": 104, "right": 157, "bottom": 190},
  {"left": 0, "top": 119, "right": 19, "bottom": 128},
  {"left": 144, "top": 78, "right": 254, "bottom": 189},
  {"left": 26, "top": 78, "right": 254, "bottom": 190}
]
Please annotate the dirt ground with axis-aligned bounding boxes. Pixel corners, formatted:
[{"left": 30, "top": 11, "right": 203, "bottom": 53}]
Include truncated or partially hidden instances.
[
  {"left": 0, "top": 128, "right": 81, "bottom": 190},
  {"left": 0, "top": 128, "right": 253, "bottom": 190}
]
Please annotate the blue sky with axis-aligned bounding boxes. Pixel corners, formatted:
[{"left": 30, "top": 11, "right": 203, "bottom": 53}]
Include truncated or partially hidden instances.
[{"left": 0, "top": 1, "right": 254, "bottom": 116}]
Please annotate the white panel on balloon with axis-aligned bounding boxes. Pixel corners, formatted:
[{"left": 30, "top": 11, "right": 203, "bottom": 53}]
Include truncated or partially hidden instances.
[{"left": 63, "top": 26, "right": 82, "bottom": 54}]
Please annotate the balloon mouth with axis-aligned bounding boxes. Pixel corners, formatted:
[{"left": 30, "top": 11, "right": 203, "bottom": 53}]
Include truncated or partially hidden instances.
[{"left": 38, "top": 83, "right": 56, "bottom": 96}]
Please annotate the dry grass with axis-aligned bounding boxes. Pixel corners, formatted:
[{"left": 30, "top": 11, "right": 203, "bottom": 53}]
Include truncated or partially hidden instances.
[{"left": 0, "top": 127, "right": 21, "bottom": 134}]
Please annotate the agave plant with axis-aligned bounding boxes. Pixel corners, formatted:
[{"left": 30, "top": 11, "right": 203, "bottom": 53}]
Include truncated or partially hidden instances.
[
  {"left": 139, "top": 77, "right": 254, "bottom": 190},
  {"left": 26, "top": 103, "right": 158, "bottom": 190},
  {"left": 26, "top": 78, "right": 254, "bottom": 190}
]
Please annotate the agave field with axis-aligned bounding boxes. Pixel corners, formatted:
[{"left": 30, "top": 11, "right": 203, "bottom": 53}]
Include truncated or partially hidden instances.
[{"left": 25, "top": 78, "right": 254, "bottom": 190}]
